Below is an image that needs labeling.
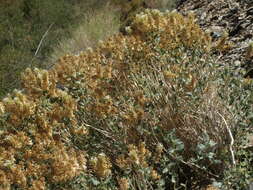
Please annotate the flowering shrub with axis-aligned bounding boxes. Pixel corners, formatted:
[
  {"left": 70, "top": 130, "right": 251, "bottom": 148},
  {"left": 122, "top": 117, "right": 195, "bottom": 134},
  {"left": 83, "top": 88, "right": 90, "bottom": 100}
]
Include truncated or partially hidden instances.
[{"left": 0, "top": 9, "right": 251, "bottom": 189}]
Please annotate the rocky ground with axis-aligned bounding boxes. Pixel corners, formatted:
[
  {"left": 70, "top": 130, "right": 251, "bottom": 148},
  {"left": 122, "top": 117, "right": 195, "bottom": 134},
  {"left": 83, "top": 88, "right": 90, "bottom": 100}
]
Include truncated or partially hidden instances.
[{"left": 177, "top": 0, "right": 253, "bottom": 77}]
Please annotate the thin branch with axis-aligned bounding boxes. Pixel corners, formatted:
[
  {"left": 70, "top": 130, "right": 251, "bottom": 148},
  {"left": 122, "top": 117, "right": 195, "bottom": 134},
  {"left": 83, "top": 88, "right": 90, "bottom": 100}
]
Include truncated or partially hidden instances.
[
  {"left": 34, "top": 23, "right": 54, "bottom": 56},
  {"left": 83, "top": 123, "right": 116, "bottom": 142},
  {"left": 217, "top": 112, "right": 236, "bottom": 166},
  {"left": 165, "top": 149, "right": 219, "bottom": 178}
]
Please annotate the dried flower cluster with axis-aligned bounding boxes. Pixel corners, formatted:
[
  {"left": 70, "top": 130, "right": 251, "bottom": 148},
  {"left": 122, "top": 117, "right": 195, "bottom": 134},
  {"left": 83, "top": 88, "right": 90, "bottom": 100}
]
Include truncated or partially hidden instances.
[
  {"left": 117, "top": 177, "right": 129, "bottom": 190},
  {"left": 116, "top": 142, "right": 150, "bottom": 169},
  {"left": 0, "top": 69, "right": 87, "bottom": 188},
  {"left": 90, "top": 153, "right": 112, "bottom": 178}
]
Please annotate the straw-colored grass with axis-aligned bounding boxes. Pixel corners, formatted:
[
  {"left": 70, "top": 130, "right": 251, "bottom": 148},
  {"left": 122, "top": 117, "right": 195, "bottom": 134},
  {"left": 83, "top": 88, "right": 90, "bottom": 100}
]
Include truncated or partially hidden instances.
[{"left": 48, "top": 3, "right": 121, "bottom": 67}]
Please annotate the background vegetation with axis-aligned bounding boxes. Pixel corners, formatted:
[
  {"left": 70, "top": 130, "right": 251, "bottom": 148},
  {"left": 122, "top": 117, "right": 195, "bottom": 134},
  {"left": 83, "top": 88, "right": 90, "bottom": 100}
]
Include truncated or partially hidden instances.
[
  {"left": 48, "top": 4, "right": 121, "bottom": 67},
  {"left": 0, "top": 0, "right": 109, "bottom": 98}
]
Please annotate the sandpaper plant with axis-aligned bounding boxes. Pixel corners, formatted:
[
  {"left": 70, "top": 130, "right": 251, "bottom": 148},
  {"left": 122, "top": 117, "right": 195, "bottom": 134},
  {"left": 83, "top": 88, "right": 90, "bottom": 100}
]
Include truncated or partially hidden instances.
[{"left": 0, "top": 9, "right": 246, "bottom": 189}]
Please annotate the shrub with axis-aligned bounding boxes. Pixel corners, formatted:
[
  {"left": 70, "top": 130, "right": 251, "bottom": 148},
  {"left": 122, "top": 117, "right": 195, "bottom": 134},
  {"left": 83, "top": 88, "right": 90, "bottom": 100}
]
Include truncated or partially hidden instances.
[{"left": 0, "top": 9, "right": 252, "bottom": 189}]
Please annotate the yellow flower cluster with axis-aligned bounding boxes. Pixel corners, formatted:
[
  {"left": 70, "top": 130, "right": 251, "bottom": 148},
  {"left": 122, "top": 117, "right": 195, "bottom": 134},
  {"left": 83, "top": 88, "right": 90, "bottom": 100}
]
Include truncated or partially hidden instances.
[
  {"left": 29, "top": 178, "right": 46, "bottom": 190},
  {"left": 131, "top": 10, "right": 212, "bottom": 50},
  {"left": 116, "top": 142, "right": 150, "bottom": 169},
  {"left": 117, "top": 177, "right": 129, "bottom": 190},
  {"left": 2, "top": 90, "right": 35, "bottom": 126},
  {"left": 90, "top": 153, "right": 112, "bottom": 178},
  {"left": 150, "top": 169, "right": 161, "bottom": 180},
  {"left": 154, "top": 143, "right": 164, "bottom": 163},
  {"left": 0, "top": 69, "right": 86, "bottom": 189},
  {"left": 50, "top": 147, "right": 86, "bottom": 182},
  {"left": 21, "top": 68, "right": 57, "bottom": 97}
]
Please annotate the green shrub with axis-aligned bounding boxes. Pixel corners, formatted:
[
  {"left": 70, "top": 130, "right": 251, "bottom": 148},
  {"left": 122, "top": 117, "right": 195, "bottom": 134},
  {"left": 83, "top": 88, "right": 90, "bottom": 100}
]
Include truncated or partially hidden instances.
[{"left": 219, "top": 73, "right": 253, "bottom": 190}]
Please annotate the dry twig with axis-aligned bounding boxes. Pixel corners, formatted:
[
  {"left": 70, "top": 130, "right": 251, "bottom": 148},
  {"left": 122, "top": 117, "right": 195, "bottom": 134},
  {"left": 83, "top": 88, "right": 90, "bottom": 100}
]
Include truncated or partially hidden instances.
[
  {"left": 34, "top": 23, "right": 54, "bottom": 56},
  {"left": 217, "top": 112, "right": 236, "bottom": 166}
]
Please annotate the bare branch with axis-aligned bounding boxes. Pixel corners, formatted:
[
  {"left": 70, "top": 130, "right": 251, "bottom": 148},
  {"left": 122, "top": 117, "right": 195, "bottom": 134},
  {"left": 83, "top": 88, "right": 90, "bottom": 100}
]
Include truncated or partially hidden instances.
[
  {"left": 217, "top": 112, "right": 236, "bottom": 166},
  {"left": 34, "top": 23, "right": 54, "bottom": 56}
]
